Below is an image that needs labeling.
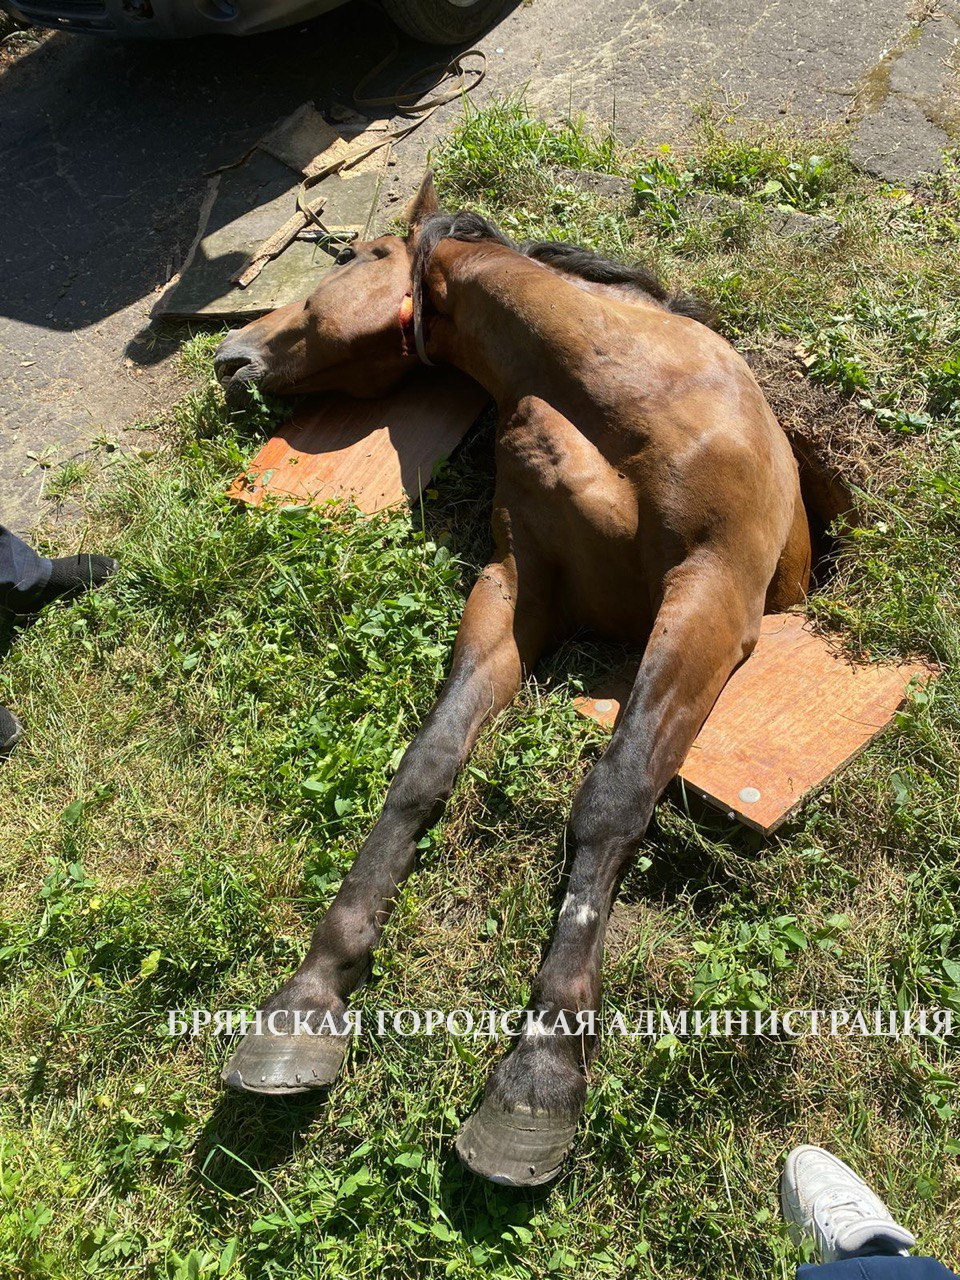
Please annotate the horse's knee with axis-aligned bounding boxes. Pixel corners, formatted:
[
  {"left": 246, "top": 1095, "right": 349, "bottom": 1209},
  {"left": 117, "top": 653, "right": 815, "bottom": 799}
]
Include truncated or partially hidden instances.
[
  {"left": 568, "top": 754, "right": 655, "bottom": 857},
  {"left": 385, "top": 736, "right": 461, "bottom": 823}
]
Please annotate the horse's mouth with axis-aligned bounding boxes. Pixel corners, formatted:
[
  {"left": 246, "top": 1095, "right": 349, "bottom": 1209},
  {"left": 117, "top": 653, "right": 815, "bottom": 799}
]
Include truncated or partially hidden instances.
[{"left": 215, "top": 356, "right": 264, "bottom": 408}]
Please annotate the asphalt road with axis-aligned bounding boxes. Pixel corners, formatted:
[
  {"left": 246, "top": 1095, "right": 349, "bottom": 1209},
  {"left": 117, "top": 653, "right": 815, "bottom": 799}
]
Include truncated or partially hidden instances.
[{"left": 1, "top": 0, "right": 957, "bottom": 533}]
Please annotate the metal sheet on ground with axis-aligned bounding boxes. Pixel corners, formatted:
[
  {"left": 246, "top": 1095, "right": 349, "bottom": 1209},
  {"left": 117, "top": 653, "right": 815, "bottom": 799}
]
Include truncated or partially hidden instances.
[
  {"left": 575, "top": 612, "right": 933, "bottom": 834},
  {"left": 155, "top": 151, "right": 382, "bottom": 320}
]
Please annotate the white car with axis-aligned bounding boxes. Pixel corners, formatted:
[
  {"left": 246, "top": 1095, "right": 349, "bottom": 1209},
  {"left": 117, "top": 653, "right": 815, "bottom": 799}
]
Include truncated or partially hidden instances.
[{"left": 0, "top": 0, "right": 503, "bottom": 43}]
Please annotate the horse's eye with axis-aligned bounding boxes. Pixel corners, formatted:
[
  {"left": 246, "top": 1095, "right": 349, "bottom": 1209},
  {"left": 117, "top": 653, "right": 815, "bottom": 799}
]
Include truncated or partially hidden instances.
[{"left": 334, "top": 246, "right": 357, "bottom": 266}]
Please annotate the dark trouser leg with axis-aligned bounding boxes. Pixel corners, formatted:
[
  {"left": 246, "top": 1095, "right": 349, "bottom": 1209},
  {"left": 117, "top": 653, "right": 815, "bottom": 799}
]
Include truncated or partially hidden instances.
[
  {"left": 0, "top": 525, "right": 51, "bottom": 611},
  {"left": 223, "top": 559, "right": 548, "bottom": 1095},
  {"left": 798, "top": 1261, "right": 958, "bottom": 1279},
  {"left": 458, "top": 563, "right": 763, "bottom": 1185}
]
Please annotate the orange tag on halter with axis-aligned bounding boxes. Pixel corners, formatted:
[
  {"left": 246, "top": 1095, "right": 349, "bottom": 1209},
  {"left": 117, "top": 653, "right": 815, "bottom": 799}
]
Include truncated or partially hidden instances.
[{"left": 398, "top": 292, "right": 416, "bottom": 358}]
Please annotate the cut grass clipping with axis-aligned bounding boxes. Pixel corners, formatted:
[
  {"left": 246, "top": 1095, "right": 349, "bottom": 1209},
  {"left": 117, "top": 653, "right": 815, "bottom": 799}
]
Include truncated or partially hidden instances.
[{"left": 1, "top": 99, "right": 959, "bottom": 1280}]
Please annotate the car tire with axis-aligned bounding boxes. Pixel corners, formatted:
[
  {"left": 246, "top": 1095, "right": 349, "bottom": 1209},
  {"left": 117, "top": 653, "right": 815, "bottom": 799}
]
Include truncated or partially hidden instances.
[{"left": 381, "top": 0, "right": 504, "bottom": 44}]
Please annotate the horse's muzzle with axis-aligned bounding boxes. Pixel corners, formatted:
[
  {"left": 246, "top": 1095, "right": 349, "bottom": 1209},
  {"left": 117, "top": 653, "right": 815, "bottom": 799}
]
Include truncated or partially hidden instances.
[{"left": 214, "top": 332, "right": 264, "bottom": 407}]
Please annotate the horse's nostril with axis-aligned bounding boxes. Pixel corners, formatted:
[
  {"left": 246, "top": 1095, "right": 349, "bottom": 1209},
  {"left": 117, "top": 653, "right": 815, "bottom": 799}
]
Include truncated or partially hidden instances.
[
  {"left": 214, "top": 348, "right": 263, "bottom": 406},
  {"left": 215, "top": 355, "right": 252, "bottom": 379}
]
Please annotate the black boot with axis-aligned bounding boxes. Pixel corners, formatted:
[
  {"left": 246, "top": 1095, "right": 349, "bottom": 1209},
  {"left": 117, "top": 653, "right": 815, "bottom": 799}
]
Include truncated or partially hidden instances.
[
  {"left": 18, "top": 554, "right": 117, "bottom": 614},
  {"left": 0, "top": 706, "right": 23, "bottom": 756}
]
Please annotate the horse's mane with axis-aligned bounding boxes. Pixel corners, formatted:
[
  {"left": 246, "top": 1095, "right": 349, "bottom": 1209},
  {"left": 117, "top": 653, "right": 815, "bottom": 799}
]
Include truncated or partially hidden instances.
[{"left": 412, "top": 210, "right": 716, "bottom": 329}]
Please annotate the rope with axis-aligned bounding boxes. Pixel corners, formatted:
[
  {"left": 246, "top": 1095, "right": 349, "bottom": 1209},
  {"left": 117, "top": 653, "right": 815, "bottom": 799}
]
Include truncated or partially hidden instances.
[{"left": 353, "top": 42, "right": 486, "bottom": 115}]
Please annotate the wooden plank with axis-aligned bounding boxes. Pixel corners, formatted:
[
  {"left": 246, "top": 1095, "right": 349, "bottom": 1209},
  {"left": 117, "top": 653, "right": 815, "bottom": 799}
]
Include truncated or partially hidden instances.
[
  {"left": 228, "top": 368, "right": 489, "bottom": 514},
  {"left": 574, "top": 613, "right": 933, "bottom": 834}
]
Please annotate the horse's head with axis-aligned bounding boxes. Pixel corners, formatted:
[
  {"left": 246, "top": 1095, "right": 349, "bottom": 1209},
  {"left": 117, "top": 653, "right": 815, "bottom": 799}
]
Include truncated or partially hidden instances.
[{"left": 214, "top": 172, "right": 441, "bottom": 407}]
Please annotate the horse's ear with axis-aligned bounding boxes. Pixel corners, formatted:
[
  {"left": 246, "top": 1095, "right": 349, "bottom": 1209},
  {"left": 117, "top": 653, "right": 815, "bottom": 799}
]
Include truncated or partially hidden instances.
[{"left": 405, "top": 170, "right": 440, "bottom": 233}]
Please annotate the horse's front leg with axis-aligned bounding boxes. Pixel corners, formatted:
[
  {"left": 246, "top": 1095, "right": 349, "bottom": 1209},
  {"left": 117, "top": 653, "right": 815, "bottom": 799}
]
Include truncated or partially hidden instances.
[
  {"left": 457, "top": 562, "right": 765, "bottom": 1185},
  {"left": 223, "top": 558, "right": 547, "bottom": 1095}
]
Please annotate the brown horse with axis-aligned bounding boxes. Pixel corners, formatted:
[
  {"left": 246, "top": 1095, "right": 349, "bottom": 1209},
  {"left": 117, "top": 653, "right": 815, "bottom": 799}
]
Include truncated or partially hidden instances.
[{"left": 213, "top": 172, "right": 812, "bottom": 1187}]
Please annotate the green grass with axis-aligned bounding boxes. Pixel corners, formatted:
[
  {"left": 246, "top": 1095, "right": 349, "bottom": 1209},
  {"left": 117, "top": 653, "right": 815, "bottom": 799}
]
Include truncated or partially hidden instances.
[{"left": 1, "top": 99, "right": 959, "bottom": 1279}]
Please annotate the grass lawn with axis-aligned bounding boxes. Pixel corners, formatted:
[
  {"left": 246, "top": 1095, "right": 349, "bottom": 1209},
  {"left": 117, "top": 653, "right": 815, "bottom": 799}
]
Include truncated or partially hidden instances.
[{"left": 1, "top": 100, "right": 959, "bottom": 1280}]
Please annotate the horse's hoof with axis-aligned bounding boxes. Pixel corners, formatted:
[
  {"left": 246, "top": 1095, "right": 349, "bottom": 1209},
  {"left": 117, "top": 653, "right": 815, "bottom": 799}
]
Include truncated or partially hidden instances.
[
  {"left": 221, "top": 1023, "right": 350, "bottom": 1096},
  {"left": 455, "top": 1098, "right": 578, "bottom": 1187}
]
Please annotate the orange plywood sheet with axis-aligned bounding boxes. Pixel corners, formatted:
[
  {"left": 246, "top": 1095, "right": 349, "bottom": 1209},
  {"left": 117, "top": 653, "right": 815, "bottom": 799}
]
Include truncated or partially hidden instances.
[
  {"left": 229, "top": 368, "right": 489, "bottom": 513},
  {"left": 575, "top": 613, "right": 933, "bottom": 834}
]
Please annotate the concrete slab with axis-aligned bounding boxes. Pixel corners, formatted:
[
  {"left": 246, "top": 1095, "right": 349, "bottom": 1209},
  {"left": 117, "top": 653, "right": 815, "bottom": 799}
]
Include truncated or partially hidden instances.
[
  {"left": 848, "top": 3, "right": 960, "bottom": 180},
  {"left": 887, "top": 12, "right": 960, "bottom": 104},
  {"left": 495, "top": 0, "right": 920, "bottom": 141},
  {"left": 850, "top": 94, "right": 953, "bottom": 180}
]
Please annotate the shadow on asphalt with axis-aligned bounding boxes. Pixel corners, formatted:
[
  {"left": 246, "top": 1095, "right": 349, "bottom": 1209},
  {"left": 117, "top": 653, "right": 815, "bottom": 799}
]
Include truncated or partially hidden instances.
[{"left": 0, "top": 2, "right": 506, "bottom": 351}]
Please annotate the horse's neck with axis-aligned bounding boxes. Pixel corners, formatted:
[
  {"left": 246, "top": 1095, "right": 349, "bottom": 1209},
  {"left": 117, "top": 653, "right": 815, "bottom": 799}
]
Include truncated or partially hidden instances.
[{"left": 429, "top": 242, "right": 604, "bottom": 405}]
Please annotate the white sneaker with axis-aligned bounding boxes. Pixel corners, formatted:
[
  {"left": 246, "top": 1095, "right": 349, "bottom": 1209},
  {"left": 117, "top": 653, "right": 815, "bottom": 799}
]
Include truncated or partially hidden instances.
[{"left": 781, "top": 1145, "right": 916, "bottom": 1263}]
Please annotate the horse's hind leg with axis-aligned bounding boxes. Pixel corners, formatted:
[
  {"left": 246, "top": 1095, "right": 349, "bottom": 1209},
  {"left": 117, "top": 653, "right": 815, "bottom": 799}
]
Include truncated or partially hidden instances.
[
  {"left": 457, "top": 560, "right": 765, "bottom": 1186},
  {"left": 223, "top": 558, "right": 548, "bottom": 1095}
]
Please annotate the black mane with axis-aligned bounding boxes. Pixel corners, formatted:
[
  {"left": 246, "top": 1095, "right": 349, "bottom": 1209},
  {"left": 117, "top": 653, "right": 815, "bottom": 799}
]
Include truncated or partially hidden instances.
[{"left": 413, "top": 210, "right": 716, "bottom": 329}]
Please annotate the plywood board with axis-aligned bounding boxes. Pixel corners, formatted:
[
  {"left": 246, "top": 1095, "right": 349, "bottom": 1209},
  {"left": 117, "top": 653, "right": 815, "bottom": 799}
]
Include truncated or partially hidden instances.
[
  {"left": 228, "top": 368, "right": 489, "bottom": 514},
  {"left": 155, "top": 151, "right": 382, "bottom": 320},
  {"left": 575, "top": 613, "right": 933, "bottom": 834}
]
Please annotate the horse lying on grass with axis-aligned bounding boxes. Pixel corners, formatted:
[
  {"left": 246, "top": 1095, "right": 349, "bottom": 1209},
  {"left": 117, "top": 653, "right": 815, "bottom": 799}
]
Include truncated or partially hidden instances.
[{"left": 213, "top": 172, "right": 816, "bottom": 1187}]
